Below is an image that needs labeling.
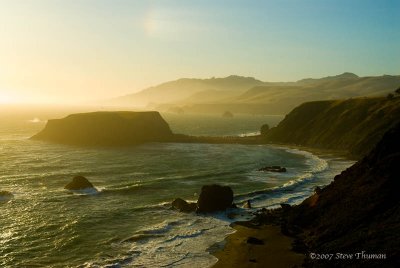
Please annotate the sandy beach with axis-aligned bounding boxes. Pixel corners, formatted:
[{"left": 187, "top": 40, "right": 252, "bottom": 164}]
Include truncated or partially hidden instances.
[
  {"left": 211, "top": 147, "right": 349, "bottom": 268},
  {"left": 212, "top": 222, "right": 305, "bottom": 268}
]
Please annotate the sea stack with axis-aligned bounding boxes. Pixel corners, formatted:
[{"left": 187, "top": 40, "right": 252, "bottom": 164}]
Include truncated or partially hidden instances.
[
  {"left": 197, "top": 184, "right": 234, "bottom": 213},
  {"left": 64, "top": 176, "right": 98, "bottom": 193},
  {"left": 31, "top": 111, "right": 174, "bottom": 146}
]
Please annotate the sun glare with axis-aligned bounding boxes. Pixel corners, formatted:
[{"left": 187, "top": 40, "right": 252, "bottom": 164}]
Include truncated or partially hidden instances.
[{"left": 0, "top": 92, "right": 18, "bottom": 104}]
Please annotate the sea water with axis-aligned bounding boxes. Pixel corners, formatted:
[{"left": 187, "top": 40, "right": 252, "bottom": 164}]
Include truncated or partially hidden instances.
[{"left": 0, "top": 112, "right": 353, "bottom": 267}]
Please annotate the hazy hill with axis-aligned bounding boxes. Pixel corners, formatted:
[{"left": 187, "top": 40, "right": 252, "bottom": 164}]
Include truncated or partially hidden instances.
[
  {"left": 186, "top": 73, "right": 400, "bottom": 114},
  {"left": 109, "top": 75, "right": 263, "bottom": 106},
  {"left": 236, "top": 73, "right": 400, "bottom": 103},
  {"left": 108, "top": 73, "right": 400, "bottom": 115},
  {"left": 263, "top": 97, "right": 400, "bottom": 158}
]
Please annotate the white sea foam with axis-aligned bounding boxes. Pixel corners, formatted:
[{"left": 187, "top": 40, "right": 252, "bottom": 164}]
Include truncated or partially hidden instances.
[
  {"left": 28, "top": 117, "right": 43, "bottom": 123},
  {"left": 67, "top": 187, "right": 99, "bottom": 195},
  {"left": 282, "top": 147, "right": 329, "bottom": 173},
  {"left": 234, "top": 146, "right": 339, "bottom": 210},
  {"left": 0, "top": 125, "right": 353, "bottom": 268},
  {"left": 92, "top": 212, "right": 237, "bottom": 268}
]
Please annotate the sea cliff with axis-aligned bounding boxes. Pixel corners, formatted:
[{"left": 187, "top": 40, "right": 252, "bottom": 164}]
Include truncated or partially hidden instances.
[
  {"left": 285, "top": 120, "right": 400, "bottom": 267},
  {"left": 31, "top": 111, "right": 174, "bottom": 146},
  {"left": 263, "top": 97, "right": 400, "bottom": 158},
  {"left": 214, "top": 121, "right": 400, "bottom": 267}
]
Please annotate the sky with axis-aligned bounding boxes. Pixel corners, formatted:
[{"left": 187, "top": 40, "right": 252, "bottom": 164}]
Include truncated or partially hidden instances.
[{"left": 0, "top": 0, "right": 399, "bottom": 104}]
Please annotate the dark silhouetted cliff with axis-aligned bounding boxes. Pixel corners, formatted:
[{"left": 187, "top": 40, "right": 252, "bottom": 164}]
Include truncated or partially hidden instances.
[
  {"left": 31, "top": 111, "right": 173, "bottom": 146},
  {"left": 264, "top": 97, "right": 400, "bottom": 158},
  {"left": 284, "top": 121, "right": 400, "bottom": 267}
]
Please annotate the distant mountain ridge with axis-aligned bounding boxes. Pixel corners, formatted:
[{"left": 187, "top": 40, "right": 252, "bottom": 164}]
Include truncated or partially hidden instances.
[
  {"left": 296, "top": 72, "right": 359, "bottom": 83},
  {"left": 109, "top": 75, "right": 264, "bottom": 106},
  {"left": 108, "top": 73, "right": 400, "bottom": 115}
]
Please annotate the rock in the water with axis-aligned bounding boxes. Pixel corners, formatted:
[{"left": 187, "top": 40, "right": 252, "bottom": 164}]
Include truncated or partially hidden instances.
[
  {"left": 65, "top": 176, "right": 95, "bottom": 190},
  {"left": 197, "top": 184, "right": 234, "bottom": 213},
  {"left": 247, "top": 237, "right": 264, "bottom": 245},
  {"left": 258, "top": 166, "right": 287, "bottom": 172},
  {"left": 243, "top": 200, "right": 252, "bottom": 209},
  {"left": 222, "top": 111, "right": 234, "bottom": 118},
  {"left": 0, "top": 191, "right": 13, "bottom": 201},
  {"left": 172, "top": 198, "right": 197, "bottom": 212}
]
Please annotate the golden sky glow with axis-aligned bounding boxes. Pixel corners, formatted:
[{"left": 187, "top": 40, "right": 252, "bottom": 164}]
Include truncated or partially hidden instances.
[{"left": 0, "top": 0, "right": 399, "bottom": 104}]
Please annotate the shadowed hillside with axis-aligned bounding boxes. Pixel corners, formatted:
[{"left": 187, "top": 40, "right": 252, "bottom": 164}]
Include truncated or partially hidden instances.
[
  {"left": 263, "top": 97, "right": 400, "bottom": 158},
  {"left": 284, "top": 121, "right": 400, "bottom": 267}
]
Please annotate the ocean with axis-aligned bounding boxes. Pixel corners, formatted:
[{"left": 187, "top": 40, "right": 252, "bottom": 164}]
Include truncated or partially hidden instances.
[{"left": 0, "top": 111, "right": 353, "bottom": 267}]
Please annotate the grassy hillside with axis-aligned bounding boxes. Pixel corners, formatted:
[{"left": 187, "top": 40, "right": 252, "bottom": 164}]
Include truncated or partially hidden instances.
[
  {"left": 203, "top": 73, "right": 400, "bottom": 115},
  {"left": 264, "top": 97, "right": 400, "bottom": 158},
  {"left": 109, "top": 75, "right": 263, "bottom": 106},
  {"left": 234, "top": 74, "right": 400, "bottom": 104},
  {"left": 108, "top": 73, "right": 400, "bottom": 115}
]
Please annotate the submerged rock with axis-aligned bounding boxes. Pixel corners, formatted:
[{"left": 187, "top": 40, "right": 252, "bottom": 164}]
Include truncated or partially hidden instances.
[
  {"left": 171, "top": 198, "right": 197, "bottom": 213},
  {"left": 0, "top": 191, "right": 13, "bottom": 201},
  {"left": 65, "top": 176, "right": 96, "bottom": 191},
  {"left": 197, "top": 184, "right": 234, "bottom": 213},
  {"left": 258, "top": 166, "right": 287, "bottom": 172}
]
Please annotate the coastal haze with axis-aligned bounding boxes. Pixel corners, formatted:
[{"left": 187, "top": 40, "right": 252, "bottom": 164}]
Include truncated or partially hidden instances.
[
  {"left": 1, "top": 0, "right": 400, "bottom": 268},
  {"left": 0, "top": 0, "right": 399, "bottom": 106}
]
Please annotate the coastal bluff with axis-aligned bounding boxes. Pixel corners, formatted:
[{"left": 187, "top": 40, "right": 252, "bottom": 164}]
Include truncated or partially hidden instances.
[
  {"left": 263, "top": 97, "right": 400, "bottom": 158},
  {"left": 31, "top": 111, "right": 174, "bottom": 146}
]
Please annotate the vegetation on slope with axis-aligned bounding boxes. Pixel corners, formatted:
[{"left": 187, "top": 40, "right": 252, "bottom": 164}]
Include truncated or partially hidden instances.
[
  {"left": 285, "top": 121, "right": 400, "bottom": 267},
  {"left": 263, "top": 97, "right": 400, "bottom": 158}
]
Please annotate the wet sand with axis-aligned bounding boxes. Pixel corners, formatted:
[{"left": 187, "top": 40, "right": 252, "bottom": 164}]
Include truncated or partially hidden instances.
[{"left": 212, "top": 222, "right": 305, "bottom": 268}]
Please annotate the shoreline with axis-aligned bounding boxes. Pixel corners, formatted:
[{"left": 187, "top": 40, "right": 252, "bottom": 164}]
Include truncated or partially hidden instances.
[
  {"left": 210, "top": 145, "right": 353, "bottom": 267},
  {"left": 211, "top": 221, "right": 305, "bottom": 268},
  {"left": 267, "top": 142, "right": 351, "bottom": 161}
]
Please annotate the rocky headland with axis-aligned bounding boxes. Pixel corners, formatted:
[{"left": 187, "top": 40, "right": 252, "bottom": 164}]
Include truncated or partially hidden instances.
[
  {"left": 31, "top": 111, "right": 174, "bottom": 146},
  {"left": 31, "top": 111, "right": 266, "bottom": 146},
  {"left": 213, "top": 121, "right": 400, "bottom": 267},
  {"left": 262, "top": 97, "right": 400, "bottom": 158}
]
